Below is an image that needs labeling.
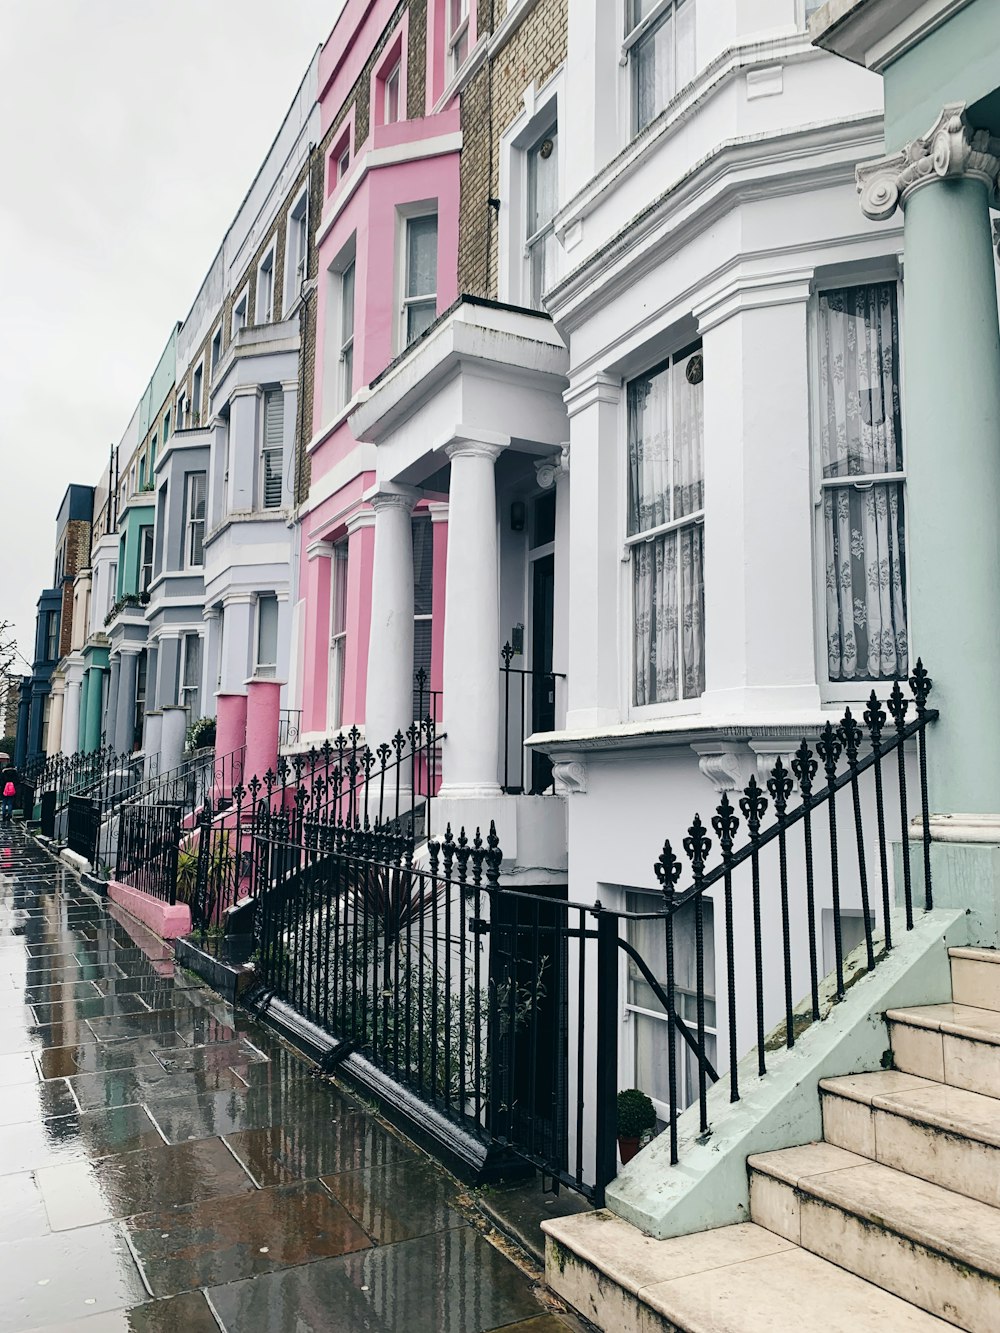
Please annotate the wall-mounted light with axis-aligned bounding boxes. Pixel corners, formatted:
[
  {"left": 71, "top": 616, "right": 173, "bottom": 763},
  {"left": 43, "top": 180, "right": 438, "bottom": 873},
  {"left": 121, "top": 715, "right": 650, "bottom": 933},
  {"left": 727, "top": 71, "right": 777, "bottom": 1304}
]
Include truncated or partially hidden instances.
[{"left": 510, "top": 500, "right": 526, "bottom": 531}]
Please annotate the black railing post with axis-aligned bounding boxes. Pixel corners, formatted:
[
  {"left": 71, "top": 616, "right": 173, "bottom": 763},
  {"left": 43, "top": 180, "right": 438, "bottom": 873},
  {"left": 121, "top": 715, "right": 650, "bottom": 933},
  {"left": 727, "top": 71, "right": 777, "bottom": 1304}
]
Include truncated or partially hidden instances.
[
  {"left": 593, "top": 904, "right": 619, "bottom": 1208},
  {"left": 910, "top": 660, "right": 934, "bottom": 911}
]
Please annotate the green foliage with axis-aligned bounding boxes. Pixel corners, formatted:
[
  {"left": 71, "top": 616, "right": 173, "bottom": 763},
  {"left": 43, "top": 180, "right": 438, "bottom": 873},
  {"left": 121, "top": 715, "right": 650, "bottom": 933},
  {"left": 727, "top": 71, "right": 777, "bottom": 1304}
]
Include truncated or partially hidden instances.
[
  {"left": 617, "top": 1087, "right": 657, "bottom": 1137},
  {"left": 185, "top": 715, "right": 216, "bottom": 753},
  {"left": 175, "top": 827, "right": 233, "bottom": 907},
  {"left": 0, "top": 736, "right": 15, "bottom": 759}
]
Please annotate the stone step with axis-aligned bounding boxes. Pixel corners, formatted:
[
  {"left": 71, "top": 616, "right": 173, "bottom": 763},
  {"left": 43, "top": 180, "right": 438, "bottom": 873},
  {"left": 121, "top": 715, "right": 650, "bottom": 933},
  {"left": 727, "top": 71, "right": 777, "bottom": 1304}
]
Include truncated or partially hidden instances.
[
  {"left": 820, "top": 1070, "right": 1000, "bottom": 1208},
  {"left": 543, "top": 1211, "right": 950, "bottom": 1332},
  {"left": 950, "top": 946, "right": 1000, "bottom": 1013},
  {"left": 887, "top": 1002, "right": 1000, "bottom": 1098},
  {"left": 748, "top": 1141, "right": 1000, "bottom": 1332}
]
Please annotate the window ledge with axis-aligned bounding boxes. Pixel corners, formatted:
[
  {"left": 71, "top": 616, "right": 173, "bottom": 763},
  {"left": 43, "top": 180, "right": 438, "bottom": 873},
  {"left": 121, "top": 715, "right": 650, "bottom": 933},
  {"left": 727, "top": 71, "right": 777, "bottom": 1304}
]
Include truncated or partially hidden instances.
[
  {"left": 527, "top": 707, "right": 851, "bottom": 755},
  {"left": 307, "top": 395, "right": 365, "bottom": 454}
]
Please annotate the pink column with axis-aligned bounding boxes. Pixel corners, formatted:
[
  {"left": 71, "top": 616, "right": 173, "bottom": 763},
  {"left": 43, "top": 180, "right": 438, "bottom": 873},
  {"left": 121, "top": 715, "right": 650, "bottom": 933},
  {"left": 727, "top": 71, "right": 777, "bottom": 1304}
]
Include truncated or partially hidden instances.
[
  {"left": 244, "top": 679, "right": 282, "bottom": 789},
  {"left": 214, "top": 692, "right": 248, "bottom": 797}
]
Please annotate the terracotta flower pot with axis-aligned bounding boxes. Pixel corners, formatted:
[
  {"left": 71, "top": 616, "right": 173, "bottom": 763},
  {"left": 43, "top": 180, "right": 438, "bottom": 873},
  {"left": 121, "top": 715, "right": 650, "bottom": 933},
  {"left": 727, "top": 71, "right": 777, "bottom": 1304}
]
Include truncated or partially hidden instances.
[{"left": 618, "top": 1135, "right": 641, "bottom": 1164}]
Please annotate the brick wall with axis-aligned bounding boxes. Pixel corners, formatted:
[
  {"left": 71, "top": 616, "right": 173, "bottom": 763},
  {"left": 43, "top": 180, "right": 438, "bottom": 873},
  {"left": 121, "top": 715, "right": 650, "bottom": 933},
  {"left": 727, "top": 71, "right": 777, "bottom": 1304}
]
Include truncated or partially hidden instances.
[{"left": 458, "top": 0, "right": 568, "bottom": 298}]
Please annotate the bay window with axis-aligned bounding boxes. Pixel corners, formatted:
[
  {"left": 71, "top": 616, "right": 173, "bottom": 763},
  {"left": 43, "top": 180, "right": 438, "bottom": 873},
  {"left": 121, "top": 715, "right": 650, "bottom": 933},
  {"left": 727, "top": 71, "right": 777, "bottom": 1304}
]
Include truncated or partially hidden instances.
[
  {"left": 627, "top": 345, "right": 705, "bottom": 707},
  {"left": 817, "top": 282, "right": 907, "bottom": 683},
  {"left": 627, "top": 0, "right": 696, "bottom": 135}
]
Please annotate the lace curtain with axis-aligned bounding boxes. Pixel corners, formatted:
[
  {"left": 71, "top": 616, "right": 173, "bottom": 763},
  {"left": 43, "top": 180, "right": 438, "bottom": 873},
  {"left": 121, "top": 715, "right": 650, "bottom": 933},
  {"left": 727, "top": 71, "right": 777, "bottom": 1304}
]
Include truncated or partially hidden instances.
[
  {"left": 629, "top": 351, "right": 705, "bottom": 705},
  {"left": 818, "top": 284, "right": 907, "bottom": 681}
]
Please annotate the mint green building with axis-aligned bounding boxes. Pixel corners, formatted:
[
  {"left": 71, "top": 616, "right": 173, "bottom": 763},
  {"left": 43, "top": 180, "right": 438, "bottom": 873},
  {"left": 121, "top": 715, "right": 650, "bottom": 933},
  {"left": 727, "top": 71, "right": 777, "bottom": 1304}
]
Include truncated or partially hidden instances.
[{"left": 815, "top": 0, "right": 1000, "bottom": 917}]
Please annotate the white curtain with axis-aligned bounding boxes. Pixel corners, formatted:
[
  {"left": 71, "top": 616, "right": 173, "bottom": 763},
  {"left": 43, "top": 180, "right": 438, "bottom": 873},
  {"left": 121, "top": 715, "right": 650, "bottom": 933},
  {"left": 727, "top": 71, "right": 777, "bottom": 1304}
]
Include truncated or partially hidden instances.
[
  {"left": 630, "top": 352, "right": 705, "bottom": 705},
  {"left": 819, "top": 284, "right": 907, "bottom": 681}
]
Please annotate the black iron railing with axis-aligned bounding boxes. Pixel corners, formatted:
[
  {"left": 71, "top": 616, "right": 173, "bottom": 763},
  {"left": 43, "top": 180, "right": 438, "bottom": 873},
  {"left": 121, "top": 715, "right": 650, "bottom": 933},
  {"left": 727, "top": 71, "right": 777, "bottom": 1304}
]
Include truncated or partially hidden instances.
[
  {"left": 185, "top": 789, "right": 260, "bottom": 935},
  {"left": 500, "top": 642, "right": 564, "bottom": 794},
  {"left": 278, "top": 710, "right": 302, "bottom": 748},
  {"left": 67, "top": 794, "right": 101, "bottom": 865},
  {"left": 649, "top": 663, "right": 936, "bottom": 1167},
  {"left": 116, "top": 803, "right": 181, "bottom": 904}
]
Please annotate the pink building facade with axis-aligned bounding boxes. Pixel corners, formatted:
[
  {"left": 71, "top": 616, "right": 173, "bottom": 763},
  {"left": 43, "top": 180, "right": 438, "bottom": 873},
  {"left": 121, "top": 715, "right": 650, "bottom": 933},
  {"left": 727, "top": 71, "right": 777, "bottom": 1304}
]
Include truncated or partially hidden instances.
[{"left": 296, "top": 0, "right": 464, "bottom": 749}]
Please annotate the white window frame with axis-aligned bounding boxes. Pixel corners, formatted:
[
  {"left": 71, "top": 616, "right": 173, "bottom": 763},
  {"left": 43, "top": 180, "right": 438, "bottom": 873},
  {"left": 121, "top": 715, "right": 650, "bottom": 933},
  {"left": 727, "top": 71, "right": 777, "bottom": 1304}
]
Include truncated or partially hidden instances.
[
  {"left": 327, "top": 545, "right": 349, "bottom": 732},
  {"left": 210, "top": 324, "right": 222, "bottom": 376},
  {"left": 498, "top": 71, "right": 563, "bottom": 307},
  {"left": 162, "top": 409, "right": 171, "bottom": 444},
  {"left": 622, "top": 887, "right": 717, "bottom": 1125},
  {"left": 447, "top": 0, "right": 470, "bottom": 77},
  {"left": 624, "top": 0, "right": 697, "bottom": 137},
  {"left": 807, "top": 265, "right": 910, "bottom": 703},
  {"left": 255, "top": 593, "right": 280, "bottom": 677},
  {"left": 397, "top": 208, "right": 439, "bottom": 352},
  {"left": 260, "top": 389, "right": 285, "bottom": 511},
  {"left": 339, "top": 261, "right": 356, "bottom": 409},
  {"left": 191, "top": 359, "right": 204, "bottom": 427},
  {"left": 283, "top": 187, "right": 309, "bottom": 314},
  {"left": 256, "top": 244, "right": 276, "bottom": 325},
  {"left": 623, "top": 343, "right": 706, "bottom": 719},
  {"left": 524, "top": 121, "right": 559, "bottom": 311},
  {"left": 232, "top": 285, "right": 249, "bottom": 339},
  {"left": 177, "top": 392, "right": 187, "bottom": 430},
  {"left": 384, "top": 59, "right": 402, "bottom": 124},
  {"left": 139, "top": 524, "right": 154, "bottom": 593},
  {"left": 185, "top": 471, "right": 207, "bottom": 569},
  {"left": 180, "top": 632, "right": 202, "bottom": 719}
]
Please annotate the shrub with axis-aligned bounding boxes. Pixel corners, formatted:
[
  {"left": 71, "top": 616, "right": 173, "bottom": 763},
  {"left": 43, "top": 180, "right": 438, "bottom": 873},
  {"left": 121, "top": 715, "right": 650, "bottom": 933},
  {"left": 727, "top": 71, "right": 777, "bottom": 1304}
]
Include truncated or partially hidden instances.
[
  {"left": 185, "top": 716, "right": 216, "bottom": 753},
  {"left": 617, "top": 1088, "right": 657, "bottom": 1138}
]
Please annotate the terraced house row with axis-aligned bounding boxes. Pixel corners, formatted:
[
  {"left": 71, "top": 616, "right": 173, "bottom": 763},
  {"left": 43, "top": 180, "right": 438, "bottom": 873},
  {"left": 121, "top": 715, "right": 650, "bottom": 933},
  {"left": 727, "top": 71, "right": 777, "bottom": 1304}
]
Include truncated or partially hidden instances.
[{"left": 12, "top": 0, "right": 1000, "bottom": 1325}]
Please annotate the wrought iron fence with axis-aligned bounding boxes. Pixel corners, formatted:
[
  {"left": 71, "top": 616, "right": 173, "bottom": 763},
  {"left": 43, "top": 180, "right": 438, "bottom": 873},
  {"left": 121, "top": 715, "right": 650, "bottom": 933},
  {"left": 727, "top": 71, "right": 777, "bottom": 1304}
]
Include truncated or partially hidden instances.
[
  {"left": 184, "top": 789, "right": 260, "bottom": 935},
  {"left": 242, "top": 663, "right": 937, "bottom": 1206},
  {"left": 116, "top": 803, "right": 181, "bottom": 904},
  {"left": 500, "top": 642, "right": 565, "bottom": 795},
  {"left": 67, "top": 794, "right": 101, "bottom": 865},
  {"left": 650, "top": 663, "right": 936, "bottom": 1166},
  {"left": 278, "top": 710, "right": 302, "bottom": 748}
]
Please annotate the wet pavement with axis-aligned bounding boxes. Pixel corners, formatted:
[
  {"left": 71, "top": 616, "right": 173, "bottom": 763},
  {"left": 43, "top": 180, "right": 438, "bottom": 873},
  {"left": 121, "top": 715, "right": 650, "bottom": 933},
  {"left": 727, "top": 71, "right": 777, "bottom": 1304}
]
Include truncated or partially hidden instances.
[{"left": 0, "top": 826, "right": 582, "bottom": 1332}]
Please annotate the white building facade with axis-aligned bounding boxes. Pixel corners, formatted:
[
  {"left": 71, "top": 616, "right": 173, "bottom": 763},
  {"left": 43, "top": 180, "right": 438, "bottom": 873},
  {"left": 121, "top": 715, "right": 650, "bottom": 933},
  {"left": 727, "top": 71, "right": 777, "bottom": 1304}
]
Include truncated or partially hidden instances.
[{"left": 534, "top": 0, "right": 911, "bottom": 1126}]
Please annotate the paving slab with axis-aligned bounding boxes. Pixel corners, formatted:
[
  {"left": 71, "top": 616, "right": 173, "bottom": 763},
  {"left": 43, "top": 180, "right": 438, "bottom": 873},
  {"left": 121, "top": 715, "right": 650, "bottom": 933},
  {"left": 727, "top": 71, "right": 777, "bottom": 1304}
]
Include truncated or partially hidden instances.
[{"left": 0, "top": 827, "right": 572, "bottom": 1330}]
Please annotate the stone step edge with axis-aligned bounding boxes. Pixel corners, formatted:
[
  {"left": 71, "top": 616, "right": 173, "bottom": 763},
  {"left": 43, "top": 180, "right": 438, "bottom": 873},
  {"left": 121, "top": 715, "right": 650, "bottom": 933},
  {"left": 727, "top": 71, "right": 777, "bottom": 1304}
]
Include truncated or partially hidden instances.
[
  {"left": 748, "top": 1151, "right": 1000, "bottom": 1281},
  {"left": 542, "top": 1213, "right": 953, "bottom": 1332},
  {"left": 949, "top": 947, "right": 1000, "bottom": 964},
  {"left": 886, "top": 1005, "right": 1000, "bottom": 1045},
  {"left": 819, "top": 1075, "right": 1000, "bottom": 1148}
]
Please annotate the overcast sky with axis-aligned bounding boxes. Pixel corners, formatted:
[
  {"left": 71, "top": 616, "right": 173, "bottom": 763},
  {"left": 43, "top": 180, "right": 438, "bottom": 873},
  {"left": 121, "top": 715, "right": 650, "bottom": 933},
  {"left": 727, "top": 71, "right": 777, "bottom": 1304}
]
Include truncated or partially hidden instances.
[{"left": 0, "top": 0, "right": 340, "bottom": 672}]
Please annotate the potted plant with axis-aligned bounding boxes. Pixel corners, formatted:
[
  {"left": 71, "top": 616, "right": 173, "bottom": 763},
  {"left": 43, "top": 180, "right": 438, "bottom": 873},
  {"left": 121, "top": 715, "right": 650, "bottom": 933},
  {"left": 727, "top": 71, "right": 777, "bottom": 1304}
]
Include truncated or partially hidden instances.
[{"left": 617, "top": 1088, "right": 657, "bottom": 1164}]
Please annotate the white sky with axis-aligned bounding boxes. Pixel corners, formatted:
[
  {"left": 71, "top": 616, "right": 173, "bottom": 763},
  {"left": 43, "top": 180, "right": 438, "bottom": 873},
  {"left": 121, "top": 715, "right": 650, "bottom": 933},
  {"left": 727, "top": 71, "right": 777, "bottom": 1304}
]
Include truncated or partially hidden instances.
[{"left": 0, "top": 0, "right": 341, "bottom": 671}]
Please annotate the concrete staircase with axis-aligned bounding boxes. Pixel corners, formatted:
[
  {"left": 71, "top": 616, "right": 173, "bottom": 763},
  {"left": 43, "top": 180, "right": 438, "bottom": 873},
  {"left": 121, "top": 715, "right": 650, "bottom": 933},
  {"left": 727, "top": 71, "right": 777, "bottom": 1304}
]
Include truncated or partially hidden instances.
[{"left": 545, "top": 946, "right": 1000, "bottom": 1331}]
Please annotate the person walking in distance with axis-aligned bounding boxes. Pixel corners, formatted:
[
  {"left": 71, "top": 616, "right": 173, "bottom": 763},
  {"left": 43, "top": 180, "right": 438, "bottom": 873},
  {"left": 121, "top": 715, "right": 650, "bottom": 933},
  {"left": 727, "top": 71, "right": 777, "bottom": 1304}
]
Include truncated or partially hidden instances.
[{"left": 1, "top": 761, "right": 18, "bottom": 824}]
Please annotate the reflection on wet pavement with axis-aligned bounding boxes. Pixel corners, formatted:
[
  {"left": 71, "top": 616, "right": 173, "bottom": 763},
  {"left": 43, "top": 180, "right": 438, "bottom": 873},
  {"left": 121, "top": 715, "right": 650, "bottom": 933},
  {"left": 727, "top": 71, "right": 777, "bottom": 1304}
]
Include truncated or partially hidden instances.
[{"left": 0, "top": 825, "right": 578, "bottom": 1332}]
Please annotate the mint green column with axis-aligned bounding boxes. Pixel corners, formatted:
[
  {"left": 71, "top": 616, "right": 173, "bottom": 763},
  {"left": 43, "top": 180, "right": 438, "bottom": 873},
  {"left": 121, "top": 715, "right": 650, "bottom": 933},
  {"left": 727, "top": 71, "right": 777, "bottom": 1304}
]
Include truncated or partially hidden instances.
[
  {"left": 903, "top": 174, "right": 1000, "bottom": 815},
  {"left": 83, "top": 667, "right": 104, "bottom": 754}
]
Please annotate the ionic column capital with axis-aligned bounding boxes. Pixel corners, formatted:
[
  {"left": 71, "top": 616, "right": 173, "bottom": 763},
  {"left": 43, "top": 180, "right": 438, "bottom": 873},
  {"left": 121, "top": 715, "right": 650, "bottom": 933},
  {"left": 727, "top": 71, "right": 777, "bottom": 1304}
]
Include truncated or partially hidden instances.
[
  {"left": 368, "top": 486, "right": 419, "bottom": 515},
  {"left": 858, "top": 102, "right": 1000, "bottom": 222},
  {"left": 444, "top": 438, "right": 505, "bottom": 464}
]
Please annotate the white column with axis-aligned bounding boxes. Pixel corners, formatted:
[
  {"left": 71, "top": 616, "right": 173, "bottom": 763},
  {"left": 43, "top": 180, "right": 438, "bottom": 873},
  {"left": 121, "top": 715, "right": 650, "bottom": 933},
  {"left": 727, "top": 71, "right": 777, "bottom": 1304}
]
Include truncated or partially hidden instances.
[
  {"left": 160, "top": 706, "right": 187, "bottom": 773},
  {"left": 114, "top": 650, "right": 139, "bottom": 754},
  {"left": 564, "top": 375, "right": 620, "bottom": 731},
  {"left": 47, "top": 679, "right": 65, "bottom": 757},
  {"left": 365, "top": 488, "right": 417, "bottom": 750},
  {"left": 62, "top": 674, "right": 81, "bottom": 755},
  {"left": 440, "top": 435, "right": 506, "bottom": 798},
  {"left": 220, "top": 595, "right": 254, "bottom": 694}
]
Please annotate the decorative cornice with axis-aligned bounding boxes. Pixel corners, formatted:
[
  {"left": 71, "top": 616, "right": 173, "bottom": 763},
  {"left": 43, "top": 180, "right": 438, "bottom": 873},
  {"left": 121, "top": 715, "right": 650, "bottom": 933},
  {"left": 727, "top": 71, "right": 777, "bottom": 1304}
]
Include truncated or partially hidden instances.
[{"left": 857, "top": 103, "right": 1000, "bottom": 222}]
